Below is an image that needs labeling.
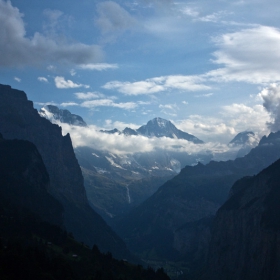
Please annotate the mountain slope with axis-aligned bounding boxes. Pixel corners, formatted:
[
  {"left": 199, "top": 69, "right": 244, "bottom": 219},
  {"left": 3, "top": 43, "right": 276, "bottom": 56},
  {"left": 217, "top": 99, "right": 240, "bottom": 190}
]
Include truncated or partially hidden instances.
[
  {"left": 0, "top": 84, "right": 130, "bottom": 259},
  {"left": 0, "top": 134, "right": 63, "bottom": 226},
  {"left": 0, "top": 134, "right": 170, "bottom": 280},
  {"left": 39, "top": 105, "right": 87, "bottom": 126},
  {"left": 228, "top": 131, "right": 259, "bottom": 158},
  {"left": 205, "top": 158, "right": 280, "bottom": 280},
  {"left": 115, "top": 131, "right": 280, "bottom": 259}
]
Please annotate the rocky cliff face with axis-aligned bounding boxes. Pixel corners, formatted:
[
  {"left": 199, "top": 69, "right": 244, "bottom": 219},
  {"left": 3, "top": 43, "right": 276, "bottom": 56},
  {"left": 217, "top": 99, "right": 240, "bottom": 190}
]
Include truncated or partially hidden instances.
[
  {"left": 205, "top": 159, "right": 280, "bottom": 280},
  {"left": 0, "top": 84, "right": 86, "bottom": 205},
  {"left": 0, "top": 84, "right": 130, "bottom": 259}
]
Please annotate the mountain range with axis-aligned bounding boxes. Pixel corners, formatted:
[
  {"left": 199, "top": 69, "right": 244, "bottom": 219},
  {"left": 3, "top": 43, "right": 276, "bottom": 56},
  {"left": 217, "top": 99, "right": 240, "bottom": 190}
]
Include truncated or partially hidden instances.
[
  {"left": 2, "top": 84, "right": 280, "bottom": 279},
  {"left": 114, "top": 130, "right": 280, "bottom": 265},
  {"left": 101, "top": 117, "right": 204, "bottom": 144},
  {"left": 39, "top": 105, "right": 259, "bottom": 225},
  {"left": 40, "top": 105, "right": 213, "bottom": 222}
]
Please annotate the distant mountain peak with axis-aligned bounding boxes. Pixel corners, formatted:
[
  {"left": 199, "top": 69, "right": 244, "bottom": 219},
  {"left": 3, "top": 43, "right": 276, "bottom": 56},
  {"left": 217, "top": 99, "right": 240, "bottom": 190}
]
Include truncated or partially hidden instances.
[
  {"left": 136, "top": 117, "right": 204, "bottom": 144},
  {"left": 99, "top": 117, "right": 203, "bottom": 143},
  {"left": 229, "top": 131, "right": 257, "bottom": 146},
  {"left": 39, "top": 105, "right": 87, "bottom": 127}
]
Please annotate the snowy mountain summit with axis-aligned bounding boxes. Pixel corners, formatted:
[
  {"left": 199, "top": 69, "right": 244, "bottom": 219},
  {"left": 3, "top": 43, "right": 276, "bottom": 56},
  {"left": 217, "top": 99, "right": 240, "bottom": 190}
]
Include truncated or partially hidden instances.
[
  {"left": 136, "top": 117, "right": 204, "bottom": 143},
  {"left": 39, "top": 105, "right": 87, "bottom": 127},
  {"left": 101, "top": 117, "right": 204, "bottom": 144},
  {"left": 229, "top": 131, "right": 259, "bottom": 146},
  {"left": 228, "top": 131, "right": 259, "bottom": 158}
]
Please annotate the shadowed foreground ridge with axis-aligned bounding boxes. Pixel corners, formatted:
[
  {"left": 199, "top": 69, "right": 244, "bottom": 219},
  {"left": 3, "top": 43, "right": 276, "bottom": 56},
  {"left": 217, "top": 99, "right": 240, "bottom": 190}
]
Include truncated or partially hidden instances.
[
  {"left": 0, "top": 84, "right": 130, "bottom": 259},
  {"left": 204, "top": 158, "right": 280, "bottom": 280},
  {"left": 0, "top": 135, "right": 170, "bottom": 280}
]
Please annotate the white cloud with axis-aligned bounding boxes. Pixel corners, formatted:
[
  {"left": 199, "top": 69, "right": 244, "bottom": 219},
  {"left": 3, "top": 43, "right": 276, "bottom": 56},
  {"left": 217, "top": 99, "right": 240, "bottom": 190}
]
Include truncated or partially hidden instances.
[
  {"left": 14, "top": 77, "right": 21, "bottom": 82},
  {"left": 206, "top": 26, "right": 280, "bottom": 84},
  {"left": 197, "top": 11, "right": 228, "bottom": 23},
  {"left": 0, "top": 0, "right": 103, "bottom": 67},
  {"left": 175, "top": 103, "right": 270, "bottom": 143},
  {"left": 70, "top": 69, "right": 76, "bottom": 76},
  {"left": 74, "top": 91, "right": 106, "bottom": 100},
  {"left": 38, "top": 77, "right": 48, "bottom": 83},
  {"left": 104, "top": 120, "right": 139, "bottom": 130},
  {"left": 195, "top": 93, "right": 213, "bottom": 98},
  {"left": 54, "top": 76, "right": 89, "bottom": 89},
  {"left": 181, "top": 7, "right": 199, "bottom": 18},
  {"left": 60, "top": 102, "right": 79, "bottom": 107},
  {"left": 78, "top": 63, "right": 118, "bottom": 71},
  {"left": 81, "top": 99, "right": 137, "bottom": 110},
  {"left": 159, "top": 103, "right": 178, "bottom": 110},
  {"left": 59, "top": 122, "right": 234, "bottom": 156},
  {"left": 103, "top": 75, "right": 210, "bottom": 95},
  {"left": 258, "top": 83, "right": 280, "bottom": 132}
]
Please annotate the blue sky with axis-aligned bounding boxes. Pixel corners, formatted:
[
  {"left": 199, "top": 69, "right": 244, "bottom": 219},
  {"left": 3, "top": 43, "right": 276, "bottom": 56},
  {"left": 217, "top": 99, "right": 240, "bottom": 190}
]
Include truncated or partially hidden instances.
[{"left": 1, "top": 0, "right": 280, "bottom": 152}]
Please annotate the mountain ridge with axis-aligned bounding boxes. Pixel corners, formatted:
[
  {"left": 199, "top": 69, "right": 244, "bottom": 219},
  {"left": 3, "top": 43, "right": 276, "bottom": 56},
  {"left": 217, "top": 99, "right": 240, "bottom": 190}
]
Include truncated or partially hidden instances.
[
  {"left": 0, "top": 84, "right": 131, "bottom": 259},
  {"left": 115, "top": 130, "right": 280, "bottom": 260}
]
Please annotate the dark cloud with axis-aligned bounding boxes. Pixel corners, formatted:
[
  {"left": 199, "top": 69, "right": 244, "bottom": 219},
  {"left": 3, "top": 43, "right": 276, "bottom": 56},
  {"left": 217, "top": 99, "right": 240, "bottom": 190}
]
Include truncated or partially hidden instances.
[{"left": 0, "top": 0, "right": 103, "bottom": 68}]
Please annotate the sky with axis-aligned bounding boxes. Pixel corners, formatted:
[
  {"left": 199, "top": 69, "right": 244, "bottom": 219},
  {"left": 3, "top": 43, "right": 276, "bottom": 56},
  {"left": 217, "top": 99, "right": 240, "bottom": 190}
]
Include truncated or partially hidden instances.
[{"left": 1, "top": 0, "right": 280, "bottom": 155}]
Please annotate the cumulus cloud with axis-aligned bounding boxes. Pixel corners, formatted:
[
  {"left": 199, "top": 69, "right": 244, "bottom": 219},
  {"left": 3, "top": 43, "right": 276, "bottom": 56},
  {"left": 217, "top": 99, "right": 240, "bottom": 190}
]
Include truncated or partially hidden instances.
[
  {"left": 175, "top": 103, "right": 270, "bottom": 143},
  {"left": 38, "top": 77, "right": 48, "bottom": 83},
  {"left": 54, "top": 76, "right": 89, "bottom": 89},
  {"left": 80, "top": 99, "right": 137, "bottom": 110},
  {"left": 0, "top": 0, "right": 103, "bottom": 68},
  {"left": 258, "top": 84, "right": 280, "bottom": 132},
  {"left": 95, "top": 1, "right": 137, "bottom": 35},
  {"left": 103, "top": 75, "right": 210, "bottom": 95},
  {"left": 206, "top": 26, "right": 280, "bottom": 84},
  {"left": 78, "top": 63, "right": 118, "bottom": 71}
]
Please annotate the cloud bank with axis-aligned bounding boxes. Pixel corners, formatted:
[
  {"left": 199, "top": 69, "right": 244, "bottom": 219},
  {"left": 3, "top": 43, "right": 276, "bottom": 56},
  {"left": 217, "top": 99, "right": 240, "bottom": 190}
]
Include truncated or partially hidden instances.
[
  {"left": 59, "top": 123, "right": 235, "bottom": 157},
  {"left": 103, "top": 75, "right": 210, "bottom": 95}
]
